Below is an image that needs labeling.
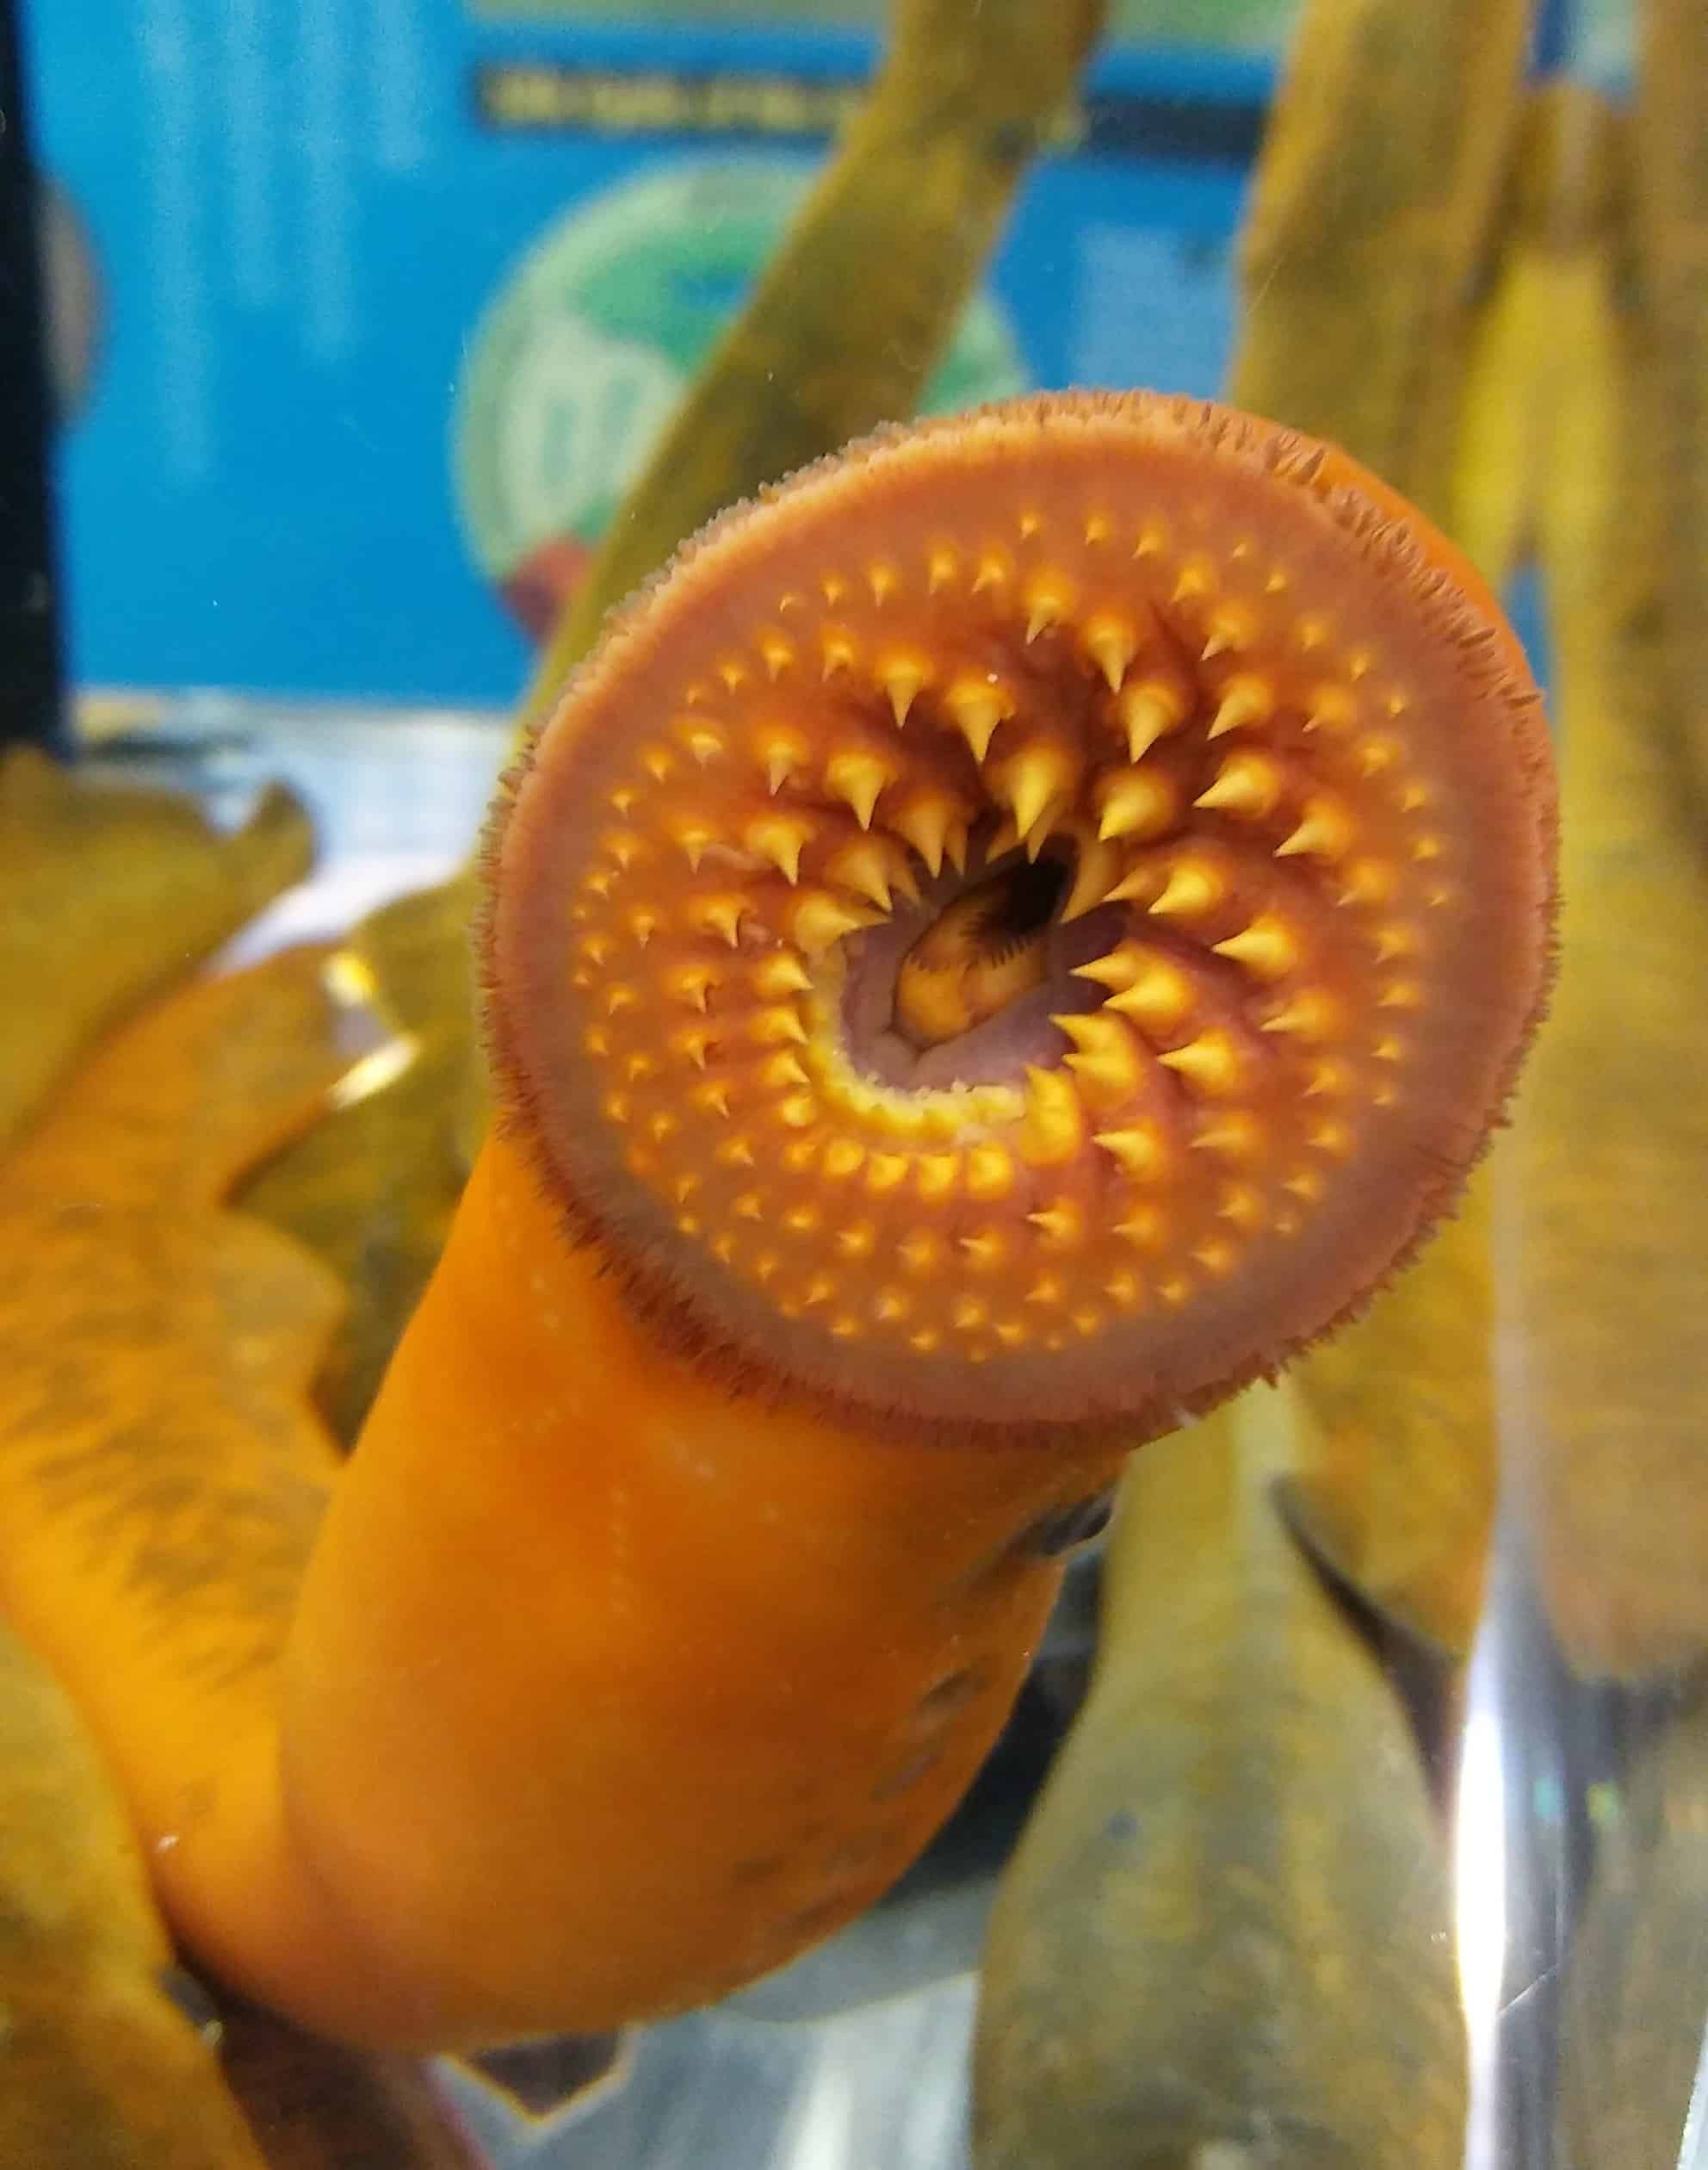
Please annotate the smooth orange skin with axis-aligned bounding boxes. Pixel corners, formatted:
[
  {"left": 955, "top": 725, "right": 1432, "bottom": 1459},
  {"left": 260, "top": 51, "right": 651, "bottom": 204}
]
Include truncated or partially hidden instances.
[{"left": 152, "top": 1135, "right": 1120, "bottom": 2048}]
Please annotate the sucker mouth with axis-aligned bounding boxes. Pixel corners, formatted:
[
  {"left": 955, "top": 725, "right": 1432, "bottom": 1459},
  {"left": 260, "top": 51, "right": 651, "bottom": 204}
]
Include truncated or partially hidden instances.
[{"left": 486, "top": 390, "right": 1556, "bottom": 1434}]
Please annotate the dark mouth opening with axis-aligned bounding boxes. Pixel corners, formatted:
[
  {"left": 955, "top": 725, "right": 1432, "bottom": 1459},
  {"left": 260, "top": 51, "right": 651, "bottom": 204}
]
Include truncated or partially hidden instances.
[{"left": 839, "top": 834, "right": 1122, "bottom": 1093}]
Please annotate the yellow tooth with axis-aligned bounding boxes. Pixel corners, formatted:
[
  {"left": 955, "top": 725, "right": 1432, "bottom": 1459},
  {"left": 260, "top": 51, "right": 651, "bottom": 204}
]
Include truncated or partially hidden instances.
[
  {"left": 1024, "top": 572, "right": 1074, "bottom": 642},
  {"left": 1309, "top": 1119, "right": 1355, "bottom": 1157},
  {"left": 1019, "top": 1065, "right": 1086, "bottom": 1165},
  {"left": 822, "top": 1139, "right": 865, "bottom": 1181},
  {"left": 748, "top": 1005, "right": 808, "bottom": 1047},
  {"left": 820, "top": 628, "right": 859, "bottom": 679},
  {"left": 1194, "top": 750, "right": 1284, "bottom": 818},
  {"left": 1094, "top": 1125, "right": 1169, "bottom": 1179},
  {"left": 1303, "top": 684, "right": 1357, "bottom": 733},
  {"left": 628, "top": 908, "right": 659, "bottom": 947},
  {"left": 759, "top": 1051, "right": 812, "bottom": 1091},
  {"left": 1205, "top": 674, "right": 1275, "bottom": 739},
  {"left": 1115, "top": 1204, "right": 1166, "bottom": 1249},
  {"left": 1219, "top": 1184, "right": 1265, "bottom": 1230},
  {"left": 836, "top": 1221, "right": 878, "bottom": 1260},
  {"left": 1104, "top": 1270, "right": 1144, "bottom": 1310},
  {"left": 1193, "top": 1238, "right": 1238, "bottom": 1277},
  {"left": 825, "top": 749, "right": 894, "bottom": 829},
  {"left": 671, "top": 817, "right": 720, "bottom": 871},
  {"left": 1117, "top": 680, "right": 1186, "bottom": 761},
  {"left": 916, "top": 1154, "right": 960, "bottom": 1201},
  {"left": 874, "top": 1287, "right": 910, "bottom": 1324},
  {"left": 1339, "top": 858, "right": 1400, "bottom": 907},
  {"left": 1072, "top": 942, "right": 1147, "bottom": 992},
  {"left": 734, "top": 1191, "right": 765, "bottom": 1220},
  {"left": 1084, "top": 512, "right": 1112, "bottom": 545},
  {"left": 868, "top": 561, "right": 900, "bottom": 605},
  {"left": 605, "top": 984, "right": 640, "bottom": 1016},
  {"left": 966, "top": 1144, "right": 1016, "bottom": 1200},
  {"left": 1028, "top": 1202, "right": 1084, "bottom": 1248},
  {"left": 1191, "top": 1112, "right": 1263, "bottom": 1161},
  {"left": 691, "top": 896, "right": 747, "bottom": 946},
  {"left": 641, "top": 745, "right": 677, "bottom": 784},
  {"left": 600, "top": 832, "right": 644, "bottom": 872},
  {"left": 1284, "top": 1169, "right": 1326, "bottom": 1202},
  {"left": 743, "top": 812, "right": 816, "bottom": 884},
  {"left": 783, "top": 1138, "right": 819, "bottom": 1173},
  {"left": 994, "top": 1319, "right": 1030, "bottom": 1348},
  {"left": 752, "top": 952, "right": 813, "bottom": 999},
  {"left": 1105, "top": 958, "right": 1196, "bottom": 1032},
  {"left": 829, "top": 1315, "right": 863, "bottom": 1341},
  {"left": 803, "top": 1272, "right": 836, "bottom": 1306},
  {"left": 672, "top": 1026, "right": 718, "bottom": 1070},
  {"left": 777, "top": 1093, "right": 818, "bottom": 1129},
  {"left": 1304, "top": 1058, "right": 1354, "bottom": 1098},
  {"left": 1200, "top": 604, "right": 1256, "bottom": 660},
  {"left": 926, "top": 544, "right": 959, "bottom": 592},
  {"left": 699, "top": 1088, "right": 738, "bottom": 1125},
  {"left": 879, "top": 653, "right": 930, "bottom": 725},
  {"left": 757, "top": 631, "right": 794, "bottom": 680},
  {"left": 603, "top": 1092, "right": 631, "bottom": 1125},
  {"left": 711, "top": 1232, "right": 738, "bottom": 1264},
  {"left": 900, "top": 1231, "right": 943, "bottom": 1275},
  {"left": 1158, "top": 1029, "right": 1244, "bottom": 1096},
  {"left": 1072, "top": 1309, "right": 1104, "bottom": 1337},
  {"left": 1083, "top": 613, "right": 1138, "bottom": 691},
  {"left": 1171, "top": 557, "right": 1214, "bottom": 604},
  {"left": 909, "top": 1329, "right": 943, "bottom": 1354},
  {"left": 864, "top": 1152, "right": 910, "bottom": 1194},
  {"left": 945, "top": 678, "right": 1012, "bottom": 763},
  {"left": 1260, "top": 990, "right": 1340, "bottom": 1041},
  {"left": 784, "top": 1202, "right": 821, "bottom": 1236},
  {"left": 1358, "top": 734, "right": 1402, "bottom": 777},
  {"left": 953, "top": 1296, "right": 989, "bottom": 1333},
  {"left": 1026, "top": 1273, "right": 1065, "bottom": 1305},
  {"left": 579, "top": 933, "right": 615, "bottom": 965},
  {"left": 1060, "top": 834, "right": 1125, "bottom": 921},
  {"left": 1097, "top": 768, "right": 1178, "bottom": 843},
  {"left": 826, "top": 837, "right": 904, "bottom": 909},
  {"left": 758, "top": 728, "right": 810, "bottom": 796},
  {"left": 1378, "top": 980, "right": 1426, "bottom": 1010},
  {"left": 789, "top": 890, "right": 875, "bottom": 953},
  {"left": 996, "top": 743, "right": 1077, "bottom": 849},
  {"left": 1372, "top": 924, "right": 1417, "bottom": 963},
  {"left": 1053, "top": 1011, "right": 1147, "bottom": 1103},
  {"left": 584, "top": 1026, "right": 611, "bottom": 1057},
  {"left": 1275, "top": 797, "right": 1353, "bottom": 860},
  {"left": 971, "top": 549, "right": 1011, "bottom": 593},
  {"left": 890, "top": 790, "right": 961, "bottom": 879},
  {"left": 1211, "top": 914, "right": 1299, "bottom": 982},
  {"left": 960, "top": 1230, "right": 1007, "bottom": 1271},
  {"left": 1148, "top": 861, "right": 1226, "bottom": 920}
]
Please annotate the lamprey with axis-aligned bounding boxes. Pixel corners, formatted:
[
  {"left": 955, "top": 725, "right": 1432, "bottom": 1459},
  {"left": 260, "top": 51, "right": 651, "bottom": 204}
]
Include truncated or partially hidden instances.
[{"left": 0, "top": 392, "right": 1553, "bottom": 2049}]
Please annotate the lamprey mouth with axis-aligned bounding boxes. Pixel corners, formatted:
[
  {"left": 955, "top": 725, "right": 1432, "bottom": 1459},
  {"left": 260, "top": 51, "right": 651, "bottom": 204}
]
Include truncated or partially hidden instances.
[{"left": 485, "top": 391, "right": 1556, "bottom": 1442}]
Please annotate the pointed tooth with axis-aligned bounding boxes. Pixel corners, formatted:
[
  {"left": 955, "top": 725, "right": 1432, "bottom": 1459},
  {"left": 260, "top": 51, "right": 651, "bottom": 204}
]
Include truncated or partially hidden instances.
[
  {"left": 1194, "top": 750, "right": 1284, "bottom": 818},
  {"left": 1191, "top": 1112, "right": 1263, "bottom": 1162},
  {"left": 996, "top": 744, "right": 1077, "bottom": 850},
  {"left": 1117, "top": 681, "right": 1186, "bottom": 762},
  {"left": 864, "top": 1152, "right": 911, "bottom": 1194},
  {"left": 1105, "top": 958, "right": 1196, "bottom": 1031},
  {"left": 1097, "top": 769, "right": 1179, "bottom": 843},
  {"left": 915, "top": 1154, "right": 960, "bottom": 1202},
  {"left": 752, "top": 951, "right": 814, "bottom": 999},
  {"left": 758, "top": 728, "right": 809, "bottom": 795},
  {"left": 1024, "top": 573, "right": 1074, "bottom": 642},
  {"left": 836, "top": 1220, "right": 877, "bottom": 1258},
  {"left": 1019, "top": 1064, "right": 1086, "bottom": 1166},
  {"left": 1205, "top": 674, "right": 1276, "bottom": 738},
  {"left": 672, "top": 817, "right": 719, "bottom": 871},
  {"left": 824, "top": 1139, "right": 866, "bottom": 1180},
  {"left": 1052, "top": 1011, "right": 1148, "bottom": 1103},
  {"left": 1115, "top": 1203, "right": 1166, "bottom": 1249},
  {"left": 1304, "top": 1058, "right": 1355, "bottom": 1098},
  {"left": 1028, "top": 1201, "right": 1084, "bottom": 1248},
  {"left": 966, "top": 1144, "right": 1016, "bottom": 1200},
  {"left": 826, "top": 837, "right": 901, "bottom": 909},
  {"left": 880, "top": 654, "right": 930, "bottom": 725},
  {"left": 743, "top": 813, "right": 815, "bottom": 884},
  {"left": 1212, "top": 915, "right": 1300, "bottom": 983},
  {"left": 891, "top": 790, "right": 959, "bottom": 878},
  {"left": 758, "top": 632, "right": 795, "bottom": 679},
  {"left": 1218, "top": 1183, "right": 1266, "bottom": 1230},
  {"left": 1157, "top": 1029, "right": 1244, "bottom": 1095},
  {"left": 1275, "top": 797, "right": 1354, "bottom": 860},
  {"left": 1260, "top": 990, "right": 1340, "bottom": 1041},
  {"left": 748, "top": 1005, "right": 808, "bottom": 1047},
  {"left": 1200, "top": 604, "right": 1256, "bottom": 660},
  {"left": 873, "top": 1287, "right": 910, "bottom": 1324},
  {"left": 1025, "top": 1272, "right": 1065, "bottom": 1305},
  {"left": 1094, "top": 1124, "right": 1169, "bottom": 1180},
  {"left": 1048, "top": 831, "right": 1116, "bottom": 921},
  {"left": 1148, "top": 861, "right": 1226, "bottom": 920},
  {"left": 789, "top": 890, "right": 877, "bottom": 954},
  {"left": 692, "top": 896, "right": 747, "bottom": 946},
  {"left": 825, "top": 749, "right": 894, "bottom": 829},
  {"left": 945, "top": 678, "right": 1011, "bottom": 763},
  {"left": 960, "top": 1230, "right": 1008, "bottom": 1271},
  {"left": 899, "top": 1231, "right": 943, "bottom": 1275},
  {"left": 971, "top": 550, "right": 1011, "bottom": 594},
  {"left": 1073, "top": 943, "right": 1145, "bottom": 992},
  {"left": 820, "top": 628, "right": 859, "bottom": 679},
  {"left": 927, "top": 545, "right": 959, "bottom": 592},
  {"left": 1083, "top": 613, "right": 1138, "bottom": 691}
]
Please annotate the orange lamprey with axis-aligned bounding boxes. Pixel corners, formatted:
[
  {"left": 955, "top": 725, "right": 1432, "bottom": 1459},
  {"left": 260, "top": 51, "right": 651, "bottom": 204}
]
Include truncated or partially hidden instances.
[{"left": 15, "top": 393, "right": 1554, "bottom": 2052}]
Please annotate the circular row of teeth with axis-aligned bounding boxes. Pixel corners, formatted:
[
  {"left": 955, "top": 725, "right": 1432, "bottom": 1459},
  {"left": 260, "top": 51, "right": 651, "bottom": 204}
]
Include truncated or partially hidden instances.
[{"left": 560, "top": 509, "right": 1453, "bottom": 1355}]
